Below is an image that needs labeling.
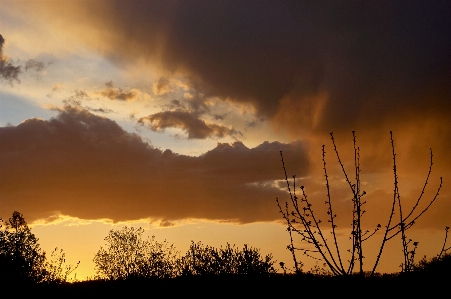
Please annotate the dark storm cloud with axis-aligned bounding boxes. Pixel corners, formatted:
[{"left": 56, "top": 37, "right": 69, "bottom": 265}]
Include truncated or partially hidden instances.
[
  {"left": 30, "top": 1, "right": 451, "bottom": 135},
  {"left": 138, "top": 110, "right": 241, "bottom": 139},
  {"left": 0, "top": 34, "right": 21, "bottom": 83},
  {"left": 6, "top": 2, "right": 451, "bottom": 228},
  {"left": 0, "top": 107, "right": 309, "bottom": 223}
]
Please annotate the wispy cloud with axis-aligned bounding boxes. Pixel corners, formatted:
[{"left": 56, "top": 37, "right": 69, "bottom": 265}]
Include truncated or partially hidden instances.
[
  {"left": 25, "top": 59, "right": 45, "bottom": 72},
  {"left": 97, "top": 81, "right": 150, "bottom": 101},
  {"left": 138, "top": 110, "right": 241, "bottom": 139},
  {"left": 0, "top": 34, "right": 21, "bottom": 83}
]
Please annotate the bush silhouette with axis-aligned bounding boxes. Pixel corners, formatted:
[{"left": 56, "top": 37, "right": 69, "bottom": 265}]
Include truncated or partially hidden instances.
[
  {"left": 179, "top": 241, "right": 276, "bottom": 276},
  {"left": 42, "top": 247, "right": 80, "bottom": 283},
  {"left": 412, "top": 253, "right": 451, "bottom": 277},
  {"left": 93, "top": 226, "right": 179, "bottom": 280},
  {"left": 94, "top": 227, "right": 276, "bottom": 280}
]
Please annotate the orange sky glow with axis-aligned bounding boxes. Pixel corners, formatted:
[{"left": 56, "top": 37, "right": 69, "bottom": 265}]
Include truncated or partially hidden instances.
[{"left": 1, "top": 1, "right": 450, "bottom": 280}]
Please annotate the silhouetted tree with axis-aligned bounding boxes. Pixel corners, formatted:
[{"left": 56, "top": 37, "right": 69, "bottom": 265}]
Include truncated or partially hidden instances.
[
  {"left": 93, "top": 226, "right": 179, "bottom": 280},
  {"left": 0, "top": 211, "right": 79, "bottom": 284},
  {"left": 179, "top": 241, "right": 276, "bottom": 276},
  {"left": 0, "top": 211, "right": 47, "bottom": 283}
]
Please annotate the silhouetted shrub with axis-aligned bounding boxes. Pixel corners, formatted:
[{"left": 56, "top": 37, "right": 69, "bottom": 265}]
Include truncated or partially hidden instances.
[
  {"left": 94, "top": 227, "right": 276, "bottom": 280},
  {"left": 179, "top": 241, "right": 276, "bottom": 276},
  {"left": 412, "top": 253, "right": 451, "bottom": 276},
  {"left": 42, "top": 247, "right": 80, "bottom": 283},
  {"left": 93, "top": 226, "right": 179, "bottom": 280}
]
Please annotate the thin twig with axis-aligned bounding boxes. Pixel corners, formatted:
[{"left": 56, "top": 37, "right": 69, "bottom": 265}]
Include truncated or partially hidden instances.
[
  {"left": 386, "top": 178, "right": 442, "bottom": 241},
  {"left": 279, "top": 152, "right": 341, "bottom": 275},
  {"left": 322, "top": 144, "right": 345, "bottom": 273},
  {"left": 438, "top": 227, "right": 450, "bottom": 258},
  {"left": 371, "top": 131, "right": 399, "bottom": 275}
]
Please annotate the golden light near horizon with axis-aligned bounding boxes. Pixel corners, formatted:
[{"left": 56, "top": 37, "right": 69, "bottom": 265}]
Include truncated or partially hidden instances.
[{"left": 1, "top": 1, "right": 451, "bottom": 281}]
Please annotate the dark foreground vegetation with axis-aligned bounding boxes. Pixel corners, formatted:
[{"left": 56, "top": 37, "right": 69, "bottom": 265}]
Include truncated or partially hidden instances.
[
  {"left": 1, "top": 210, "right": 451, "bottom": 296},
  {"left": 4, "top": 262, "right": 451, "bottom": 297}
]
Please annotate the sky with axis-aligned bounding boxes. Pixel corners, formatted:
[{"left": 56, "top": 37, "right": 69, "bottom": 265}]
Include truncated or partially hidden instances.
[{"left": 1, "top": 1, "right": 451, "bottom": 280}]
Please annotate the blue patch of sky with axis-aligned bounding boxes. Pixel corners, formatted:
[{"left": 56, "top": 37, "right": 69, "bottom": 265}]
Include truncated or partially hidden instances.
[{"left": 0, "top": 90, "right": 56, "bottom": 126}]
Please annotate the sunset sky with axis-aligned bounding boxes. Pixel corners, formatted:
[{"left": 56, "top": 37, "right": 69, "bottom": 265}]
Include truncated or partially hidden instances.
[{"left": 1, "top": 1, "right": 450, "bottom": 280}]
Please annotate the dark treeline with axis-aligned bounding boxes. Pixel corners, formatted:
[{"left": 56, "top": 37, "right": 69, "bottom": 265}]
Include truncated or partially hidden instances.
[
  {"left": 0, "top": 211, "right": 275, "bottom": 285},
  {"left": 1, "top": 210, "right": 451, "bottom": 295}
]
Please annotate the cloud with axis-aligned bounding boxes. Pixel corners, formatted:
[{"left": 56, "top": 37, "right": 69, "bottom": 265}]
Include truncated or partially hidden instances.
[
  {"left": 61, "top": 90, "right": 114, "bottom": 114},
  {"left": 3, "top": 3, "right": 451, "bottom": 230},
  {"left": 159, "top": 220, "right": 175, "bottom": 227},
  {"left": 0, "top": 34, "right": 22, "bottom": 83},
  {"left": 0, "top": 107, "right": 309, "bottom": 223},
  {"left": 164, "top": 99, "right": 185, "bottom": 110},
  {"left": 97, "top": 81, "right": 149, "bottom": 101},
  {"left": 152, "top": 77, "right": 172, "bottom": 96},
  {"left": 25, "top": 59, "right": 45, "bottom": 72},
  {"left": 185, "top": 94, "right": 211, "bottom": 116},
  {"left": 87, "top": 107, "right": 114, "bottom": 114},
  {"left": 74, "top": 89, "right": 89, "bottom": 99},
  {"left": 152, "top": 77, "right": 192, "bottom": 97},
  {"left": 138, "top": 110, "right": 241, "bottom": 139},
  {"left": 52, "top": 83, "right": 65, "bottom": 92},
  {"left": 19, "top": 2, "right": 451, "bottom": 140},
  {"left": 213, "top": 113, "right": 228, "bottom": 121}
]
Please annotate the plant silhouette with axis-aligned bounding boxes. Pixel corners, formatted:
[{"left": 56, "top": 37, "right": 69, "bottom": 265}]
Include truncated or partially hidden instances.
[
  {"left": 179, "top": 241, "right": 276, "bottom": 276},
  {"left": 0, "top": 211, "right": 78, "bottom": 284},
  {"left": 277, "top": 132, "right": 443, "bottom": 276},
  {"left": 94, "top": 227, "right": 276, "bottom": 280},
  {"left": 0, "top": 211, "right": 47, "bottom": 283},
  {"left": 93, "top": 226, "right": 179, "bottom": 280}
]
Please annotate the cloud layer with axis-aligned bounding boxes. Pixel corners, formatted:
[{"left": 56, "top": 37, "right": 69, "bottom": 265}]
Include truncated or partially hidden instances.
[
  {"left": 2, "top": 3, "right": 450, "bottom": 230},
  {"left": 0, "top": 107, "right": 309, "bottom": 223},
  {"left": 11, "top": 1, "right": 449, "bottom": 174}
]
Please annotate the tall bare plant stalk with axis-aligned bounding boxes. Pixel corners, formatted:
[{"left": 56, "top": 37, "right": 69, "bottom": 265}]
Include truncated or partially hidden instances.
[{"left": 277, "top": 131, "right": 443, "bottom": 276}]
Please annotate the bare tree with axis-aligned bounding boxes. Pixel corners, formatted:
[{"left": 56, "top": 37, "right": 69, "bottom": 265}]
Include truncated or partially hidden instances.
[{"left": 277, "top": 131, "right": 443, "bottom": 276}]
